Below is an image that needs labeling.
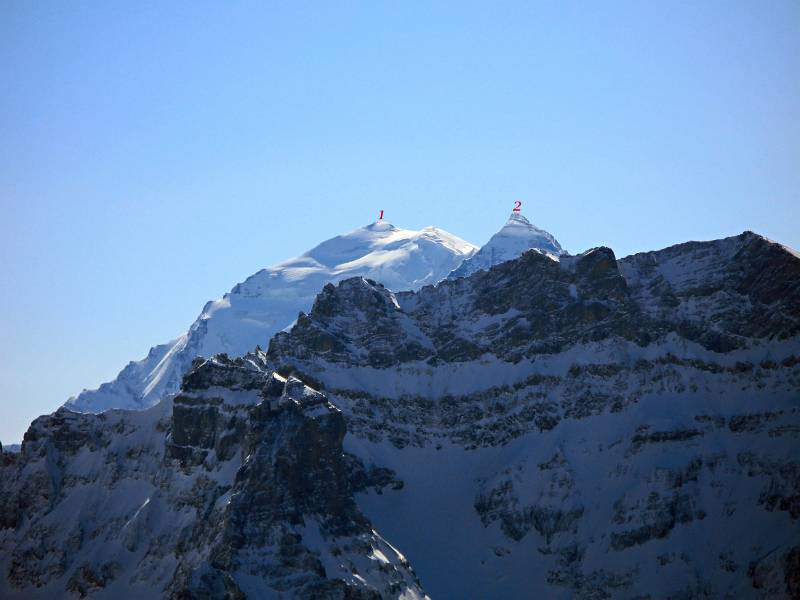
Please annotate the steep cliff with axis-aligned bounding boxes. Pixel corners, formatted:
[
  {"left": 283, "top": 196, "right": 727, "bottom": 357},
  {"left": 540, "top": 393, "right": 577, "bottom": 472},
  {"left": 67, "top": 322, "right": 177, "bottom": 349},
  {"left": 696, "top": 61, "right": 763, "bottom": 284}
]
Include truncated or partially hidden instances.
[
  {"left": 266, "top": 231, "right": 800, "bottom": 599},
  {"left": 1, "top": 353, "right": 427, "bottom": 599}
]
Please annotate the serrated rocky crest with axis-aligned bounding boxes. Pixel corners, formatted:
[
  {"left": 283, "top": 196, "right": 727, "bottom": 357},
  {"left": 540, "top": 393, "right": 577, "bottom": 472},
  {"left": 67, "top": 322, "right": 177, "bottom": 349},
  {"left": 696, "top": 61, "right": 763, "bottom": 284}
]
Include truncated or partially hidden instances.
[
  {"left": 2, "top": 229, "right": 799, "bottom": 599},
  {"left": 265, "top": 231, "right": 800, "bottom": 599}
]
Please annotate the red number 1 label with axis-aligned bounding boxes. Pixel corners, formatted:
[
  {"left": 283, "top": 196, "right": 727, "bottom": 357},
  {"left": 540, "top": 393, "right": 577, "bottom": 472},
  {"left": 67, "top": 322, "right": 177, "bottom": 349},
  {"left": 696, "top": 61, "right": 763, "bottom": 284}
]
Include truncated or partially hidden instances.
[
  {"left": 512, "top": 200, "right": 522, "bottom": 212},
  {"left": 379, "top": 210, "right": 384, "bottom": 220}
]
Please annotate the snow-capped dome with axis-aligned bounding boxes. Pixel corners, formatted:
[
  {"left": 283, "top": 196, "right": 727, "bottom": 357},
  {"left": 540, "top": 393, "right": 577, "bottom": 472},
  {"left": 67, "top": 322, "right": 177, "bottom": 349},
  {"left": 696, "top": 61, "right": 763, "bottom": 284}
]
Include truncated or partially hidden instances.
[{"left": 66, "top": 221, "right": 477, "bottom": 414}]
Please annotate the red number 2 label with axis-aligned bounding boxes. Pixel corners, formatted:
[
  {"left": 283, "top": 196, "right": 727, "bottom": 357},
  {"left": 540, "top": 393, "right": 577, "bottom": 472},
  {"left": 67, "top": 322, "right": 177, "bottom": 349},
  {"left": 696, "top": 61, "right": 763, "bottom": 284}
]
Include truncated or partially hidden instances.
[{"left": 512, "top": 200, "right": 522, "bottom": 212}]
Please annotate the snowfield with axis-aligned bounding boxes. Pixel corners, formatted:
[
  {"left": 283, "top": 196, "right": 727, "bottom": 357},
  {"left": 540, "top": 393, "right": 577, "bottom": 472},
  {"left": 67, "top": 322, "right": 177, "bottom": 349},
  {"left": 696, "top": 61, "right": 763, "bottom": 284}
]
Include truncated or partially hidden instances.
[{"left": 65, "top": 221, "right": 477, "bottom": 414}]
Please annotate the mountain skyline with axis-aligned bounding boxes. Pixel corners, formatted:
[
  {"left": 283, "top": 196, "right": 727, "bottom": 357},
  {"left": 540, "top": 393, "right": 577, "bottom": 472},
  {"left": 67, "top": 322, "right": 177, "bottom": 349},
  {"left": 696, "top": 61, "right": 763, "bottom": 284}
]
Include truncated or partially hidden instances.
[
  {"left": 2, "top": 211, "right": 797, "bottom": 444},
  {"left": 64, "top": 218, "right": 478, "bottom": 415},
  {"left": 3, "top": 4, "right": 799, "bottom": 597},
  {"left": 4, "top": 1, "right": 799, "bottom": 449},
  {"left": 3, "top": 225, "right": 798, "bottom": 598},
  {"left": 65, "top": 211, "right": 583, "bottom": 416}
]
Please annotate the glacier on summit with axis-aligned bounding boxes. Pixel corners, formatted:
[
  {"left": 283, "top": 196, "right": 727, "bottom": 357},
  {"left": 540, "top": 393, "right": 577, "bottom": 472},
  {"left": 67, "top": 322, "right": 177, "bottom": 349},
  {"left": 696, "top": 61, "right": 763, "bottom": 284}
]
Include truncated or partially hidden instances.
[{"left": 65, "top": 221, "right": 477, "bottom": 414}]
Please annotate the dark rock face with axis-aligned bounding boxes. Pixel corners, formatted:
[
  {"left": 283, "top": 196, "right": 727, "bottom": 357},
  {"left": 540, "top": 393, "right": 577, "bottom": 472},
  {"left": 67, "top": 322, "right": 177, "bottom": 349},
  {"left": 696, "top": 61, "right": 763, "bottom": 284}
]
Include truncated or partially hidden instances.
[
  {"left": 475, "top": 452, "right": 583, "bottom": 544},
  {"left": 266, "top": 233, "right": 800, "bottom": 452},
  {"left": 618, "top": 232, "right": 800, "bottom": 348},
  {"left": 264, "top": 232, "right": 800, "bottom": 599},
  {"left": 2, "top": 230, "right": 799, "bottom": 599},
  {"left": 786, "top": 546, "right": 800, "bottom": 600},
  {"left": 270, "top": 233, "right": 800, "bottom": 370},
  {"left": 0, "top": 352, "right": 427, "bottom": 599},
  {"left": 630, "top": 428, "right": 703, "bottom": 451},
  {"left": 610, "top": 491, "right": 706, "bottom": 551},
  {"left": 346, "top": 454, "right": 404, "bottom": 495},
  {"left": 269, "top": 246, "right": 646, "bottom": 367}
]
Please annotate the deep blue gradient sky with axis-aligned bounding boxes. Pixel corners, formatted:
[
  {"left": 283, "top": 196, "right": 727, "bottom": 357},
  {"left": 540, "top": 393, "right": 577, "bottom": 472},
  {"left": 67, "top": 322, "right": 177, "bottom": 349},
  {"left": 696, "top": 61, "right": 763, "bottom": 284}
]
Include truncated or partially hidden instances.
[{"left": 1, "top": 2, "right": 798, "bottom": 443}]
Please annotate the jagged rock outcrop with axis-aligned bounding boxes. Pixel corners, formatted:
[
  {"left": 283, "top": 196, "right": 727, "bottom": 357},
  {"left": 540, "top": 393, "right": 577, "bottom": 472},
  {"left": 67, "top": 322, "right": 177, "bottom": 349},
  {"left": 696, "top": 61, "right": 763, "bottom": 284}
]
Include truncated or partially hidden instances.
[
  {"left": 265, "top": 231, "right": 800, "bottom": 599},
  {"left": 0, "top": 352, "right": 427, "bottom": 599},
  {"left": 3, "top": 230, "right": 799, "bottom": 599},
  {"left": 271, "top": 232, "right": 799, "bottom": 370}
]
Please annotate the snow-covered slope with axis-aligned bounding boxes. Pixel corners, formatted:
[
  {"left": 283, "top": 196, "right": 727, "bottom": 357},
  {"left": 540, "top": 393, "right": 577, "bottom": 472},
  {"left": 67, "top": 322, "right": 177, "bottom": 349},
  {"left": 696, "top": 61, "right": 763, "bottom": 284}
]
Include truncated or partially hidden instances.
[
  {"left": 3, "top": 230, "right": 800, "bottom": 598},
  {"left": 448, "top": 212, "right": 563, "bottom": 279},
  {"left": 66, "top": 221, "right": 476, "bottom": 414},
  {"left": 266, "top": 231, "right": 800, "bottom": 598}
]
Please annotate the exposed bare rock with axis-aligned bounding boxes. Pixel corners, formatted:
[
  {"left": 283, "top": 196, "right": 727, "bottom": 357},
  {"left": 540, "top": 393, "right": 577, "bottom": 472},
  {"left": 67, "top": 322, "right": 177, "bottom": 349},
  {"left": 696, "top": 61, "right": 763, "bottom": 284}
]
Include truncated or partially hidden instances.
[{"left": 0, "top": 353, "right": 427, "bottom": 599}]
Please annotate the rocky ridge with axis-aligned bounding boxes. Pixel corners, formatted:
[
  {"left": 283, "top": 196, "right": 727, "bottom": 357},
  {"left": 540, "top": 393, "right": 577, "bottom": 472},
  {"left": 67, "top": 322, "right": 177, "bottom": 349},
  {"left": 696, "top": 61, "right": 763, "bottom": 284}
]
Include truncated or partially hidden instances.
[
  {"left": 2, "top": 228, "right": 799, "bottom": 599},
  {"left": 264, "top": 230, "right": 800, "bottom": 599},
  {"left": 0, "top": 353, "right": 427, "bottom": 599}
]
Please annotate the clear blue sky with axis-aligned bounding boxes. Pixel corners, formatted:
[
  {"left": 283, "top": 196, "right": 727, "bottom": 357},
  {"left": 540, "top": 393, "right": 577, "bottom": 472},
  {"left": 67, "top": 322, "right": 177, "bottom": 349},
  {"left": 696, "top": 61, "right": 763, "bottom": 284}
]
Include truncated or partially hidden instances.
[{"left": 1, "top": 2, "right": 798, "bottom": 443}]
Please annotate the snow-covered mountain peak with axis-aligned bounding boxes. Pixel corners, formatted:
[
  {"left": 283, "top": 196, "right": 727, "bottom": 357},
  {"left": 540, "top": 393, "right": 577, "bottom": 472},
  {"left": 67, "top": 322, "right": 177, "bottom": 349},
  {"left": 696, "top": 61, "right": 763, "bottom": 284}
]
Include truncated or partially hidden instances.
[
  {"left": 498, "top": 211, "right": 562, "bottom": 245},
  {"left": 300, "top": 220, "right": 475, "bottom": 269},
  {"left": 448, "top": 211, "right": 564, "bottom": 279},
  {"left": 66, "top": 221, "right": 477, "bottom": 414},
  {"left": 503, "top": 210, "right": 533, "bottom": 227},
  {"left": 262, "top": 230, "right": 800, "bottom": 599},
  {"left": 364, "top": 219, "right": 397, "bottom": 231},
  {"left": 7, "top": 227, "right": 800, "bottom": 599}
]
